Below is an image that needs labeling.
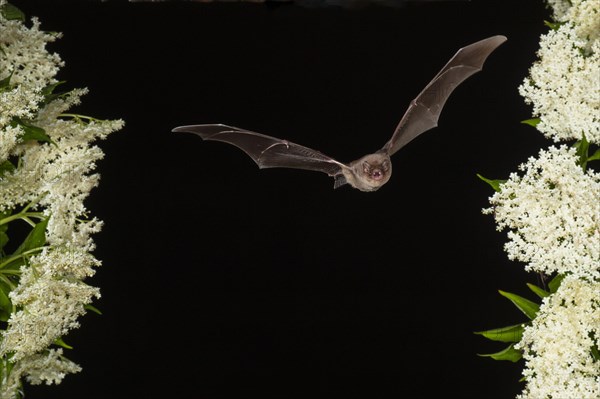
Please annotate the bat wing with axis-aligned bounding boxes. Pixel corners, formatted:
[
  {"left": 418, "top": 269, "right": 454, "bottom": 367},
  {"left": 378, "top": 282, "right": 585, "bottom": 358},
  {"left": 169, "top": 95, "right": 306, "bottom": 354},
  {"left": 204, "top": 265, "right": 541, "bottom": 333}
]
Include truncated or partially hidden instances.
[
  {"left": 382, "top": 35, "right": 507, "bottom": 156},
  {"left": 173, "top": 124, "right": 347, "bottom": 177}
]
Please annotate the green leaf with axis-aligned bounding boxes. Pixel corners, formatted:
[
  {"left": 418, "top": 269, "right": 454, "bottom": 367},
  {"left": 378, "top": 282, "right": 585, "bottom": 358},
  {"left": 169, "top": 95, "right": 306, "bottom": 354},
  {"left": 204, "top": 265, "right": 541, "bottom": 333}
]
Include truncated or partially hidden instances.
[
  {"left": 0, "top": 256, "right": 24, "bottom": 272},
  {"left": 0, "top": 284, "right": 11, "bottom": 322},
  {"left": 0, "top": 3, "right": 25, "bottom": 21},
  {"left": 526, "top": 283, "right": 550, "bottom": 299},
  {"left": 0, "top": 209, "right": 11, "bottom": 228},
  {"left": 14, "top": 217, "right": 48, "bottom": 255},
  {"left": 588, "top": 148, "right": 600, "bottom": 162},
  {"left": 499, "top": 290, "right": 540, "bottom": 320},
  {"left": 477, "top": 174, "right": 506, "bottom": 192},
  {"left": 521, "top": 118, "right": 540, "bottom": 127},
  {"left": 0, "top": 72, "right": 12, "bottom": 92},
  {"left": 548, "top": 274, "right": 564, "bottom": 293},
  {"left": 0, "top": 160, "right": 15, "bottom": 178},
  {"left": 12, "top": 118, "right": 53, "bottom": 145},
  {"left": 84, "top": 304, "right": 102, "bottom": 315},
  {"left": 0, "top": 231, "right": 8, "bottom": 252},
  {"left": 591, "top": 343, "right": 600, "bottom": 362},
  {"left": 474, "top": 324, "right": 524, "bottom": 343},
  {"left": 40, "top": 81, "right": 67, "bottom": 105},
  {"left": 543, "top": 20, "right": 564, "bottom": 30},
  {"left": 573, "top": 132, "right": 590, "bottom": 169},
  {"left": 20, "top": 124, "right": 52, "bottom": 144},
  {"left": 54, "top": 337, "right": 73, "bottom": 350},
  {"left": 478, "top": 344, "right": 522, "bottom": 362}
]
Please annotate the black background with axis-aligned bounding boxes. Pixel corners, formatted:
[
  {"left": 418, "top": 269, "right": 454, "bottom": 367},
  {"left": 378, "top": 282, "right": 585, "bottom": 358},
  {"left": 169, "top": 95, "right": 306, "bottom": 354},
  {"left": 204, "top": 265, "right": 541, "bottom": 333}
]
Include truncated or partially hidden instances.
[{"left": 10, "top": 1, "right": 550, "bottom": 398}]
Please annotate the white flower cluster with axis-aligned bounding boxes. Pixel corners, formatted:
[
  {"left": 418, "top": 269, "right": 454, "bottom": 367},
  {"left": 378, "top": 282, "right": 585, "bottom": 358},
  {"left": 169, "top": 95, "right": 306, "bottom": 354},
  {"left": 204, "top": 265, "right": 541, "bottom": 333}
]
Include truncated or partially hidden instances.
[
  {"left": 1, "top": 248, "right": 101, "bottom": 362},
  {"left": 485, "top": 1, "right": 600, "bottom": 398},
  {"left": 515, "top": 276, "right": 600, "bottom": 399},
  {"left": 519, "top": 0, "right": 600, "bottom": 143},
  {"left": 484, "top": 145, "right": 600, "bottom": 280},
  {"left": 0, "top": 8, "right": 62, "bottom": 163},
  {"left": 546, "top": 0, "right": 600, "bottom": 47},
  {"left": 0, "top": 3, "right": 123, "bottom": 396},
  {"left": 0, "top": 349, "right": 81, "bottom": 397}
]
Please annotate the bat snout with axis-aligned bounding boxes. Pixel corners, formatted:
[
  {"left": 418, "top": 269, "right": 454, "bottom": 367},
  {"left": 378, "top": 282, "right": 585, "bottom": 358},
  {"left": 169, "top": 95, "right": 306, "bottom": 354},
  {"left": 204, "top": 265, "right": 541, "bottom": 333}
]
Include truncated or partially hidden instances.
[{"left": 371, "top": 169, "right": 384, "bottom": 180}]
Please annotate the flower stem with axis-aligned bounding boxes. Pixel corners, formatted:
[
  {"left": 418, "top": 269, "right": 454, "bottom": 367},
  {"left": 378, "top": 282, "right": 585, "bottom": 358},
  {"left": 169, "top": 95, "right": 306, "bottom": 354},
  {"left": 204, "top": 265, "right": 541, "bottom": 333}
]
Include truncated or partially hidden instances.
[
  {"left": 59, "top": 113, "right": 104, "bottom": 123},
  {"left": 0, "top": 247, "right": 44, "bottom": 270},
  {"left": 0, "top": 212, "right": 45, "bottom": 227}
]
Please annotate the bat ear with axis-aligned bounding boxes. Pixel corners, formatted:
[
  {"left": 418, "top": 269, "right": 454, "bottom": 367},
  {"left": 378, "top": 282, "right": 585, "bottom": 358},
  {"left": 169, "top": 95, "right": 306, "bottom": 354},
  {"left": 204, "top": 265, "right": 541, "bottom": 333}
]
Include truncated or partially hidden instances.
[
  {"left": 362, "top": 161, "right": 370, "bottom": 173},
  {"left": 334, "top": 175, "right": 347, "bottom": 189}
]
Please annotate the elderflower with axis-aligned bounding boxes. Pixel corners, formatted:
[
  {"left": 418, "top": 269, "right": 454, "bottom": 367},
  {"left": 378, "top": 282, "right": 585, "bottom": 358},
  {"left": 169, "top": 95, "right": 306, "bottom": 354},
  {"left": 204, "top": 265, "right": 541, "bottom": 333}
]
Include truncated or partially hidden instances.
[
  {"left": 0, "top": 2, "right": 123, "bottom": 396},
  {"left": 0, "top": 15, "right": 62, "bottom": 88},
  {"left": 1, "top": 248, "right": 101, "bottom": 362},
  {"left": 546, "top": 0, "right": 600, "bottom": 47},
  {"left": 519, "top": 24, "right": 600, "bottom": 144},
  {"left": 516, "top": 276, "right": 600, "bottom": 399},
  {"left": 0, "top": 349, "right": 81, "bottom": 397},
  {"left": 484, "top": 146, "right": 600, "bottom": 280}
]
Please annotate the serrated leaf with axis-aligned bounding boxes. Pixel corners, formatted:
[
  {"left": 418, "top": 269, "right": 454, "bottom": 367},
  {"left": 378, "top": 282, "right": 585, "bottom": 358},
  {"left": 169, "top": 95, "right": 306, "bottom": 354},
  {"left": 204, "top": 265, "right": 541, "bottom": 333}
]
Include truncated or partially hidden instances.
[
  {"left": 478, "top": 344, "right": 522, "bottom": 362},
  {"left": 474, "top": 324, "right": 524, "bottom": 343},
  {"left": 477, "top": 174, "right": 506, "bottom": 192},
  {"left": 499, "top": 290, "right": 540, "bottom": 320},
  {"left": 521, "top": 118, "right": 540, "bottom": 127},
  {"left": 548, "top": 274, "right": 564, "bottom": 293},
  {"left": 526, "top": 283, "right": 550, "bottom": 299},
  {"left": 0, "top": 3, "right": 25, "bottom": 21}
]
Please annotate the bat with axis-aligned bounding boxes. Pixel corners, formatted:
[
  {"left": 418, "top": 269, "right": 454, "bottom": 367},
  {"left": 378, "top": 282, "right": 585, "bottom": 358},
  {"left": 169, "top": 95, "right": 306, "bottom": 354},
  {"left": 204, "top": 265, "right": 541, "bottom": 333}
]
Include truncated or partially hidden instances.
[{"left": 173, "top": 35, "right": 506, "bottom": 192}]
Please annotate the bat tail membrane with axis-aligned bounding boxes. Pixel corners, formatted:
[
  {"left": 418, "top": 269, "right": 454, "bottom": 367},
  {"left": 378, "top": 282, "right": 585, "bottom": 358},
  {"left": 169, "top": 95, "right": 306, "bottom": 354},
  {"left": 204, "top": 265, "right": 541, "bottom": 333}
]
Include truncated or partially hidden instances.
[{"left": 333, "top": 174, "right": 348, "bottom": 189}]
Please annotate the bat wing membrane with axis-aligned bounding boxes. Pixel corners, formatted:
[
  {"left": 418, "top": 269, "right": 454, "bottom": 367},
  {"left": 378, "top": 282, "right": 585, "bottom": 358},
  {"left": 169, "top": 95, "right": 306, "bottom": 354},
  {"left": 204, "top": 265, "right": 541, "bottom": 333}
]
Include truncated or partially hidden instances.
[
  {"left": 173, "top": 124, "right": 346, "bottom": 177},
  {"left": 382, "top": 35, "right": 507, "bottom": 156}
]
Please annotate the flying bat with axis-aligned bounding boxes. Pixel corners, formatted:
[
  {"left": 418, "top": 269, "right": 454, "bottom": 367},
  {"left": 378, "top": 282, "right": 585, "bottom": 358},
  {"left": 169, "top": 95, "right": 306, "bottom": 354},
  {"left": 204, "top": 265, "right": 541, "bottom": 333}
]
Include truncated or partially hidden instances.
[{"left": 173, "top": 35, "right": 506, "bottom": 192}]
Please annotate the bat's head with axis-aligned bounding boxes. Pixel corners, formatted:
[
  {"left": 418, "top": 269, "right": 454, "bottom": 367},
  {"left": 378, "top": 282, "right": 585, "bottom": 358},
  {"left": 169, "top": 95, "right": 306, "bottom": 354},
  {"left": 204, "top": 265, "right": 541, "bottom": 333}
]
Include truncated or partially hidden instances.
[{"left": 353, "top": 153, "right": 392, "bottom": 191}]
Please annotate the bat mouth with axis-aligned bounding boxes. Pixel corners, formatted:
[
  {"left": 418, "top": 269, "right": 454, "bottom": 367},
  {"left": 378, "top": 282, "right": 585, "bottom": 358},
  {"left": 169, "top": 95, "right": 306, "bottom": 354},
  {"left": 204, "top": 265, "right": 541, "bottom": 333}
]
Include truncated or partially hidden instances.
[{"left": 371, "top": 170, "right": 384, "bottom": 180}]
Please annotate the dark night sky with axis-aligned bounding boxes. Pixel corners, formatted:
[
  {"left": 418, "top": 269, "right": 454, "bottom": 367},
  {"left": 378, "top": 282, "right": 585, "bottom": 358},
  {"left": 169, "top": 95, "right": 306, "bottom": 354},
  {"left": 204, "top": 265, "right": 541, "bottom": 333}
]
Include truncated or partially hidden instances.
[{"left": 11, "top": 1, "right": 550, "bottom": 398}]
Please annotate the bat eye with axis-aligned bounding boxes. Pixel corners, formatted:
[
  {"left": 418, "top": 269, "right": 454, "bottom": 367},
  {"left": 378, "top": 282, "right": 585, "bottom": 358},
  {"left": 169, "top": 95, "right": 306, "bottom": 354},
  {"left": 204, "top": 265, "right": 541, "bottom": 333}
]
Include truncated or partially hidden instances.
[{"left": 362, "top": 162, "right": 371, "bottom": 173}]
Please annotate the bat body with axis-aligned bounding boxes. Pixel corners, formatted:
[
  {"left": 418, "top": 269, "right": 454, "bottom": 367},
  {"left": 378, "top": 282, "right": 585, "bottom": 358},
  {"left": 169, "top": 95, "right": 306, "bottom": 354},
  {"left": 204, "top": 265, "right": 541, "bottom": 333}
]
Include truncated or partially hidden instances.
[{"left": 173, "top": 35, "right": 506, "bottom": 192}]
